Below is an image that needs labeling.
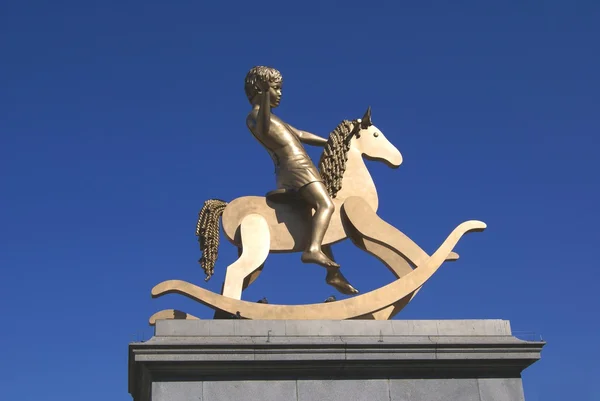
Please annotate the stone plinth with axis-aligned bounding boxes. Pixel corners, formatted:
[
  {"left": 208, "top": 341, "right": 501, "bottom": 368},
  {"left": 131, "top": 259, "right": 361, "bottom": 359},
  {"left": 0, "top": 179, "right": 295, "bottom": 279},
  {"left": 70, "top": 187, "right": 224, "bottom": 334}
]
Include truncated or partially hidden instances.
[{"left": 128, "top": 320, "right": 544, "bottom": 401}]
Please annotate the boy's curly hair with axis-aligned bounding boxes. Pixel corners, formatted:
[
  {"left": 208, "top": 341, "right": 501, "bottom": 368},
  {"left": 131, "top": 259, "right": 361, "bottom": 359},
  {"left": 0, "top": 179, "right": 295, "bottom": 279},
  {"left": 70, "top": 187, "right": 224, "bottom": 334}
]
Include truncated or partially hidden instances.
[{"left": 244, "top": 66, "right": 283, "bottom": 103}]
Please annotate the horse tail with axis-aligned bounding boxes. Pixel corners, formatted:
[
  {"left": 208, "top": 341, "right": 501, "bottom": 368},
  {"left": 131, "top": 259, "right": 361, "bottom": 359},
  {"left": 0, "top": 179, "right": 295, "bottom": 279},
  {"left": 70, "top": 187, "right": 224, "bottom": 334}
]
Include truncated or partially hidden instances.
[{"left": 196, "top": 199, "right": 228, "bottom": 281}]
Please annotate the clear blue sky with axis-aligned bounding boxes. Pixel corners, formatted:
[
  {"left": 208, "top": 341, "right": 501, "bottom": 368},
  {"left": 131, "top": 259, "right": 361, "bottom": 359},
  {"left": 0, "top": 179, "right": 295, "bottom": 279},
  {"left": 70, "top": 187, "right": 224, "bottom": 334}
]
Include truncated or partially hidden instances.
[{"left": 1, "top": 1, "right": 598, "bottom": 400}]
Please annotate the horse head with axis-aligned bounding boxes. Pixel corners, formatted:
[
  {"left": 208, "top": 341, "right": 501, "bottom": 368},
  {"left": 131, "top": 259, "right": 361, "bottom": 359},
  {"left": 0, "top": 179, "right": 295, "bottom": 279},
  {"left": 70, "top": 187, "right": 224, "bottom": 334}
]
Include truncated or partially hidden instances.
[{"left": 350, "top": 107, "right": 403, "bottom": 168}]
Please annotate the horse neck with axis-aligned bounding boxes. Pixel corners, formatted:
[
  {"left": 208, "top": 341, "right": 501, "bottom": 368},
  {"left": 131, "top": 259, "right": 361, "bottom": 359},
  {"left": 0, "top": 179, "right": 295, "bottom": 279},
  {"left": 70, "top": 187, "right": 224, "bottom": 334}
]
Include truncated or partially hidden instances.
[{"left": 335, "top": 146, "right": 379, "bottom": 211}]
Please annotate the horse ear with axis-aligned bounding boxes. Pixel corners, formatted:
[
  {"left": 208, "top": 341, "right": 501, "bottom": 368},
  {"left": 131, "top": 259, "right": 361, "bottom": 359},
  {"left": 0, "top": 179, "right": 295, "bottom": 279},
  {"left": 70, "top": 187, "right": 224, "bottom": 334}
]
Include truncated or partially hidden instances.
[{"left": 361, "top": 106, "right": 372, "bottom": 128}]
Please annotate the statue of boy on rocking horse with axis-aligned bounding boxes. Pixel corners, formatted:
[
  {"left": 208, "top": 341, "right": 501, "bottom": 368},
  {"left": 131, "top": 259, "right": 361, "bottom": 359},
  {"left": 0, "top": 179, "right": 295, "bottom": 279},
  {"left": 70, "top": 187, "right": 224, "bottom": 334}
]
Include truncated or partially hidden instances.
[
  {"left": 195, "top": 65, "right": 406, "bottom": 301},
  {"left": 150, "top": 65, "right": 486, "bottom": 322}
]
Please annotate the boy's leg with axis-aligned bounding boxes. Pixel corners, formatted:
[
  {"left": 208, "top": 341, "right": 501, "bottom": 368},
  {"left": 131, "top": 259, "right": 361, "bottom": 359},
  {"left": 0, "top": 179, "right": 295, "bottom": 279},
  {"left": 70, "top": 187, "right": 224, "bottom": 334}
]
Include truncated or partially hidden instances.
[
  {"left": 298, "top": 181, "right": 339, "bottom": 268},
  {"left": 298, "top": 184, "right": 359, "bottom": 294},
  {"left": 323, "top": 245, "right": 359, "bottom": 294}
]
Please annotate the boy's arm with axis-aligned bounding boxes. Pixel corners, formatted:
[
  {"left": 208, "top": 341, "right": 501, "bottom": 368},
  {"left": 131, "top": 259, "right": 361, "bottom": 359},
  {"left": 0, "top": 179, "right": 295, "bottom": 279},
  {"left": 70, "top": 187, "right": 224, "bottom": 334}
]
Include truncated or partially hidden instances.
[
  {"left": 255, "top": 82, "right": 271, "bottom": 137},
  {"left": 288, "top": 125, "right": 328, "bottom": 146}
]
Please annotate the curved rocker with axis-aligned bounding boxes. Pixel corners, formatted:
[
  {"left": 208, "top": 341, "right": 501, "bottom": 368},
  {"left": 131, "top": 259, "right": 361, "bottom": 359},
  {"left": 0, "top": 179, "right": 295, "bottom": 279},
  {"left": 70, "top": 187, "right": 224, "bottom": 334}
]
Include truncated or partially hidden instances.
[
  {"left": 152, "top": 220, "right": 485, "bottom": 320},
  {"left": 149, "top": 309, "right": 200, "bottom": 326},
  {"left": 341, "top": 196, "right": 459, "bottom": 319}
]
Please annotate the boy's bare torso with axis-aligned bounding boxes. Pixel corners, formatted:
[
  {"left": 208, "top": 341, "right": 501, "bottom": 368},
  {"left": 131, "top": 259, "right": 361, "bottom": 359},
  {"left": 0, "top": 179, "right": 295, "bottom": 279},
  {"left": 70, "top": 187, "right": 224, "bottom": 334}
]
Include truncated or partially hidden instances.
[
  {"left": 246, "top": 111, "right": 309, "bottom": 161},
  {"left": 246, "top": 110, "right": 323, "bottom": 191}
]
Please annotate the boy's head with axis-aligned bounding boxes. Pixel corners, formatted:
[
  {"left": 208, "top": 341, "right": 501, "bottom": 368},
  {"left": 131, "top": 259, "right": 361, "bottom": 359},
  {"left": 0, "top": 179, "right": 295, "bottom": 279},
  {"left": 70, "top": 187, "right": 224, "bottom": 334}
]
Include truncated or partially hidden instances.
[{"left": 244, "top": 66, "right": 283, "bottom": 104}]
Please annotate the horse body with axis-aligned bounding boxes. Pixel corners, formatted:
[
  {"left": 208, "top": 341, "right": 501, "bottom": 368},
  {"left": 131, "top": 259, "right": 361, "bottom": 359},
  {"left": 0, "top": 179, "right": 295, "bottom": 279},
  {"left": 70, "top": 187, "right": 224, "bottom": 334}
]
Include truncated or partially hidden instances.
[{"left": 221, "top": 145, "right": 387, "bottom": 252}]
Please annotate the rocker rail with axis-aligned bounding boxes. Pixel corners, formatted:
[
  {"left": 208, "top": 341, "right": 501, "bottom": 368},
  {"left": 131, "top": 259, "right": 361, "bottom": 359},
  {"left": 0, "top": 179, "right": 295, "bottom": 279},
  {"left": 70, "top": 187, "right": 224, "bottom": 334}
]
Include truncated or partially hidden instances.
[{"left": 150, "top": 220, "right": 485, "bottom": 320}]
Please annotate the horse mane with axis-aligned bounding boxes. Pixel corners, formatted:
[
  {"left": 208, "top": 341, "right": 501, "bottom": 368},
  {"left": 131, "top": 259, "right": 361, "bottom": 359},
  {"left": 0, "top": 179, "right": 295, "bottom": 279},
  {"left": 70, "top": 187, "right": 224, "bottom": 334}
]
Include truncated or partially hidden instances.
[{"left": 318, "top": 120, "right": 357, "bottom": 198}]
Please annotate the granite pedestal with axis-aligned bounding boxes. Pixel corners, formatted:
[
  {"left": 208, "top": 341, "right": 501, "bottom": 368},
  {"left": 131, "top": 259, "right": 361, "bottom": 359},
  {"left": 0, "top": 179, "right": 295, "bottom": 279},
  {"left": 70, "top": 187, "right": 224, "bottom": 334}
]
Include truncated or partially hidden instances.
[{"left": 128, "top": 320, "right": 544, "bottom": 401}]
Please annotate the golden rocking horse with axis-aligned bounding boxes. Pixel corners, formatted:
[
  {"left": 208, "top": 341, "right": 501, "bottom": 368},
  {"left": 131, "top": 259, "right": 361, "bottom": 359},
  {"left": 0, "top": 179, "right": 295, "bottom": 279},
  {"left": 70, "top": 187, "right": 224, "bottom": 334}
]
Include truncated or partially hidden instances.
[{"left": 150, "top": 108, "right": 486, "bottom": 323}]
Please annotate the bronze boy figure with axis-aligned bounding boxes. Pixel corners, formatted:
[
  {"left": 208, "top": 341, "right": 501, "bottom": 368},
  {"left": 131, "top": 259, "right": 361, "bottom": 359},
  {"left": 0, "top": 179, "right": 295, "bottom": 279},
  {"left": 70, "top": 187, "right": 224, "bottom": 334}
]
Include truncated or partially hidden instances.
[{"left": 244, "top": 66, "right": 339, "bottom": 270}]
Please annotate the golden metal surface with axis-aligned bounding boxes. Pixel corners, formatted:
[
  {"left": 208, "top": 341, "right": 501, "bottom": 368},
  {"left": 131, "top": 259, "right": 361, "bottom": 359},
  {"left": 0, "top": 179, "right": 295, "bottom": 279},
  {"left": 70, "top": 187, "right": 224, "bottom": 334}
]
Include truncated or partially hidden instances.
[
  {"left": 152, "top": 220, "right": 485, "bottom": 320},
  {"left": 217, "top": 115, "right": 400, "bottom": 296},
  {"left": 149, "top": 67, "right": 485, "bottom": 322},
  {"left": 149, "top": 309, "right": 199, "bottom": 326},
  {"left": 245, "top": 66, "right": 337, "bottom": 269},
  {"left": 342, "top": 196, "right": 459, "bottom": 319}
]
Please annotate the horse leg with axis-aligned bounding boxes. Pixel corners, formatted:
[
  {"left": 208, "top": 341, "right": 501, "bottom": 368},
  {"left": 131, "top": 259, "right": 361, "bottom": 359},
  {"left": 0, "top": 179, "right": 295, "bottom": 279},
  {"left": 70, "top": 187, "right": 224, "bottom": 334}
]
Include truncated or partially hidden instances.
[
  {"left": 214, "top": 247, "right": 264, "bottom": 319},
  {"left": 242, "top": 246, "right": 265, "bottom": 291},
  {"left": 222, "top": 248, "right": 265, "bottom": 292},
  {"left": 342, "top": 196, "right": 459, "bottom": 320},
  {"left": 221, "top": 214, "right": 270, "bottom": 300},
  {"left": 342, "top": 196, "right": 459, "bottom": 269}
]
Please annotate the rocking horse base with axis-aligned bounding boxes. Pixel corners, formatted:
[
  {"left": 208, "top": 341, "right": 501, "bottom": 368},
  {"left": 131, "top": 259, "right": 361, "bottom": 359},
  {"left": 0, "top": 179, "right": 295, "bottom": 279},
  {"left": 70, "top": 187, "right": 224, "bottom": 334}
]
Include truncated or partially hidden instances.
[{"left": 128, "top": 319, "right": 544, "bottom": 401}]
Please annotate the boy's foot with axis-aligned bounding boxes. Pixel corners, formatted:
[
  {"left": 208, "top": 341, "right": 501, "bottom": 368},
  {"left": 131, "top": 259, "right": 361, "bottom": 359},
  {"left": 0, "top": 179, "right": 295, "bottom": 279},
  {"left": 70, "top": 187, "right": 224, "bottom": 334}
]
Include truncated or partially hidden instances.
[
  {"left": 301, "top": 249, "right": 340, "bottom": 268},
  {"left": 325, "top": 268, "right": 359, "bottom": 295}
]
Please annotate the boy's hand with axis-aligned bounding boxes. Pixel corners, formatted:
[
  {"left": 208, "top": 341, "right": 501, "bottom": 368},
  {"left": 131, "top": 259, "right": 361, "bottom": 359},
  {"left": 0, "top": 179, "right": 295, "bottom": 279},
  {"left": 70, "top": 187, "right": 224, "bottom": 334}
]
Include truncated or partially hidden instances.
[{"left": 256, "top": 79, "right": 271, "bottom": 93}]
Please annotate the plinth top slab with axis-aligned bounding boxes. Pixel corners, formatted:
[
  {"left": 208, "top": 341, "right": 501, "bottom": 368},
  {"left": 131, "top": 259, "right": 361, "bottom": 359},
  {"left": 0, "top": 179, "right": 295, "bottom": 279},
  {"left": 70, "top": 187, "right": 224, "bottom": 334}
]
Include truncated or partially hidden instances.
[{"left": 152, "top": 319, "right": 513, "bottom": 338}]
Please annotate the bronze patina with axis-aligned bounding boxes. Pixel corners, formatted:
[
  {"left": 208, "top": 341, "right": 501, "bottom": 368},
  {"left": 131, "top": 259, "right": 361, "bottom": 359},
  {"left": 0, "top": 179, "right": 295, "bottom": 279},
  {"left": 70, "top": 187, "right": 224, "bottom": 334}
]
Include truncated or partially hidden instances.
[{"left": 244, "top": 66, "right": 339, "bottom": 271}]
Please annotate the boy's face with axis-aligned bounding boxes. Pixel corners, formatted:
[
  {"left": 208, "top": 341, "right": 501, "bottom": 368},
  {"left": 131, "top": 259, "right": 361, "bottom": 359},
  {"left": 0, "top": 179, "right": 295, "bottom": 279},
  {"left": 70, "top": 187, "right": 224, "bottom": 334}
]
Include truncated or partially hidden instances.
[{"left": 268, "top": 81, "right": 282, "bottom": 108}]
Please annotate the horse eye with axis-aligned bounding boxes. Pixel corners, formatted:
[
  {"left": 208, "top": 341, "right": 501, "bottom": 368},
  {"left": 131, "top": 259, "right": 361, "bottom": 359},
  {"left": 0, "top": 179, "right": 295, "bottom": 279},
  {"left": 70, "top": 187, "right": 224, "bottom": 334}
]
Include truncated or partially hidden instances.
[{"left": 373, "top": 132, "right": 379, "bottom": 137}]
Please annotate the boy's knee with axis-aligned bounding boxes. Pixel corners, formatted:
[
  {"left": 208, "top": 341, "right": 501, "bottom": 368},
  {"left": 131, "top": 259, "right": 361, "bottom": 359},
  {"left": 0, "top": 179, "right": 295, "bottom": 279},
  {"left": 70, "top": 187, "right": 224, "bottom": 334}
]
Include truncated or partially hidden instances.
[{"left": 321, "top": 197, "right": 335, "bottom": 213}]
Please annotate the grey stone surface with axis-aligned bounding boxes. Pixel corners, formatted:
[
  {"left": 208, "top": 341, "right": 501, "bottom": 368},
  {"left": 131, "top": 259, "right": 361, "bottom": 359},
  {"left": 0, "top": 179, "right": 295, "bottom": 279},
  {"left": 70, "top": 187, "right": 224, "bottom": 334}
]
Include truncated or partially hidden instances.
[
  {"left": 136, "top": 335, "right": 539, "bottom": 366},
  {"left": 235, "top": 320, "right": 287, "bottom": 336},
  {"left": 149, "top": 379, "right": 530, "bottom": 401},
  {"left": 435, "top": 320, "right": 512, "bottom": 336},
  {"left": 130, "top": 320, "right": 543, "bottom": 401},
  {"left": 202, "top": 380, "right": 297, "bottom": 401},
  {"left": 135, "top": 323, "right": 542, "bottom": 368},
  {"left": 391, "top": 319, "right": 440, "bottom": 335},
  {"left": 155, "top": 320, "right": 210, "bottom": 337},
  {"left": 152, "top": 382, "right": 202, "bottom": 401},
  {"left": 154, "top": 319, "right": 512, "bottom": 338},
  {"left": 297, "top": 379, "right": 390, "bottom": 401},
  {"left": 285, "top": 320, "right": 396, "bottom": 336},
  {"left": 390, "top": 379, "right": 481, "bottom": 401},
  {"left": 478, "top": 378, "right": 525, "bottom": 401},
  {"left": 253, "top": 348, "right": 346, "bottom": 361}
]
